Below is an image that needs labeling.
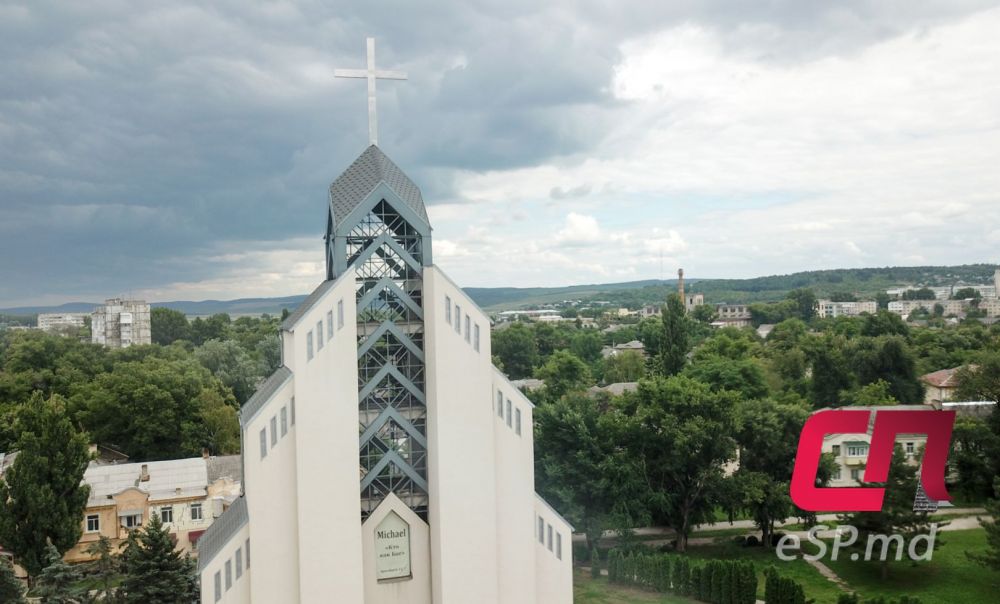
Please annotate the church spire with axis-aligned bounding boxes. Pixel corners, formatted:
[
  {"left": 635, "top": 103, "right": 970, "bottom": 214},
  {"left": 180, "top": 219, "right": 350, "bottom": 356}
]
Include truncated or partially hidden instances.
[{"left": 334, "top": 37, "right": 408, "bottom": 146}]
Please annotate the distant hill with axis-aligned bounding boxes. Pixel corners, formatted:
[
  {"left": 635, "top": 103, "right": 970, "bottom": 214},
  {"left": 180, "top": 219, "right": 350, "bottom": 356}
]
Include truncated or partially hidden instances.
[{"left": 3, "top": 264, "right": 995, "bottom": 317}]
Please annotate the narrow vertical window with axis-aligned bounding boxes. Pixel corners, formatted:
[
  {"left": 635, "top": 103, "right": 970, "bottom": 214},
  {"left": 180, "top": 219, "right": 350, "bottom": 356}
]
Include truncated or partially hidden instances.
[
  {"left": 547, "top": 524, "right": 553, "bottom": 551},
  {"left": 259, "top": 428, "right": 267, "bottom": 459},
  {"left": 245, "top": 539, "right": 250, "bottom": 568},
  {"left": 236, "top": 548, "right": 243, "bottom": 578},
  {"left": 497, "top": 390, "right": 504, "bottom": 418},
  {"left": 270, "top": 416, "right": 277, "bottom": 446},
  {"left": 327, "top": 310, "right": 334, "bottom": 339},
  {"left": 464, "top": 315, "right": 471, "bottom": 342},
  {"left": 454, "top": 305, "right": 462, "bottom": 332},
  {"left": 506, "top": 399, "right": 512, "bottom": 428},
  {"left": 445, "top": 296, "right": 452, "bottom": 323},
  {"left": 316, "top": 320, "right": 324, "bottom": 350},
  {"left": 515, "top": 408, "right": 522, "bottom": 436},
  {"left": 337, "top": 300, "right": 344, "bottom": 328},
  {"left": 225, "top": 559, "right": 232, "bottom": 589},
  {"left": 290, "top": 397, "right": 296, "bottom": 425},
  {"left": 474, "top": 324, "right": 480, "bottom": 352},
  {"left": 538, "top": 517, "right": 544, "bottom": 543},
  {"left": 214, "top": 571, "right": 222, "bottom": 602},
  {"left": 280, "top": 406, "right": 288, "bottom": 436},
  {"left": 306, "top": 331, "right": 314, "bottom": 361},
  {"left": 556, "top": 533, "right": 562, "bottom": 559}
]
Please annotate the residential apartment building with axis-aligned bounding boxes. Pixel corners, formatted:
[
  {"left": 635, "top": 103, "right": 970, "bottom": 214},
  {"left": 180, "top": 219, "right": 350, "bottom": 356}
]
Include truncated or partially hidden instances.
[
  {"left": 816, "top": 300, "right": 877, "bottom": 318},
  {"left": 713, "top": 304, "right": 752, "bottom": 328},
  {"left": 887, "top": 299, "right": 970, "bottom": 318},
  {"left": 91, "top": 298, "right": 152, "bottom": 348},
  {"left": 37, "top": 312, "right": 88, "bottom": 333}
]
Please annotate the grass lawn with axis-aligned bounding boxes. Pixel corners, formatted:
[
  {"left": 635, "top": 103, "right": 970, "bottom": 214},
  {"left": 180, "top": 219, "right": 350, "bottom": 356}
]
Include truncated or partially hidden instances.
[
  {"left": 574, "top": 570, "right": 701, "bottom": 604},
  {"left": 821, "top": 528, "right": 1000, "bottom": 604}
]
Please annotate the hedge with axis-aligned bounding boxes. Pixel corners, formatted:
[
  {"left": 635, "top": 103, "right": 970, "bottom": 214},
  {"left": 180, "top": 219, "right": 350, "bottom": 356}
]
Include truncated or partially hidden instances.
[{"left": 606, "top": 549, "right": 756, "bottom": 604}]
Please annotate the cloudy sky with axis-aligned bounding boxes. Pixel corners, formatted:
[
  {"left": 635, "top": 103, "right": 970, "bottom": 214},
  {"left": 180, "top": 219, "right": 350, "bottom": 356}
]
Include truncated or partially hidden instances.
[{"left": 2, "top": 0, "right": 999, "bottom": 307}]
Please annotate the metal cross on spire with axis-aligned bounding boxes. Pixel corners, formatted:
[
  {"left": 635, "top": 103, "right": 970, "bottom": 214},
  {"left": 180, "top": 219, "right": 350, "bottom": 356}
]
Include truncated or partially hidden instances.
[{"left": 334, "top": 37, "right": 407, "bottom": 146}]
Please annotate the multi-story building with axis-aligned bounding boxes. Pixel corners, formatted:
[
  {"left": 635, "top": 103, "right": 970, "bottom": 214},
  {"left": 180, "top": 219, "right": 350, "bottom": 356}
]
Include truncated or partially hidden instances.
[
  {"left": 888, "top": 299, "right": 970, "bottom": 318},
  {"left": 713, "top": 304, "right": 752, "bottom": 328},
  {"left": 91, "top": 298, "right": 151, "bottom": 348},
  {"left": 37, "top": 312, "right": 88, "bottom": 333},
  {"left": 816, "top": 300, "right": 877, "bottom": 318},
  {"left": 66, "top": 455, "right": 241, "bottom": 563}
]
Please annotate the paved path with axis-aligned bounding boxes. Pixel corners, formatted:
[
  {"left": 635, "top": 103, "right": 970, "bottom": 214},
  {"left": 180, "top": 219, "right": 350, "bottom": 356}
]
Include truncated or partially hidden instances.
[
  {"left": 572, "top": 507, "right": 987, "bottom": 543},
  {"left": 802, "top": 557, "right": 850, "bottom": 592}
]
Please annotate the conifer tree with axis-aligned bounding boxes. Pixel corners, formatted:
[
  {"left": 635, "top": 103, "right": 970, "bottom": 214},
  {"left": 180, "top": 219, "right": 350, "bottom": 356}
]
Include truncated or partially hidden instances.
[
  {"left": 967, "top": 478, "right": 1000, "bottom": 571},
  {"left": 660, "top": 294, "right": 689, "bottom": 375},
  {"left": 0, "top": 555, "right": 26, "bottom": 604},
  {"left": 120, "top": 514, "right": 198, "bottom": 603},
  {"left": 35, "top": 542, "right": 82, "bottom": 603},
  {"left": 0, "top": 393, "right": 91, "bottom": 577},
  {"left": 85, "top": 535, "right": 119, "bottom": 600}
]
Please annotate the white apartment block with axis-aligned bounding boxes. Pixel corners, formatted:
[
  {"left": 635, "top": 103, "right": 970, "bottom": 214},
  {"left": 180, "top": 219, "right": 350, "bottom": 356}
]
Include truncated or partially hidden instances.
[
  {"left": 37, "top": 312, "right": 88, "bottom": 333},
  {"left": 91, "top": 298, "right": 151, "bottom": 348},
  {"left": 816, "top": 300, "right": 877, "bottom": 318}
]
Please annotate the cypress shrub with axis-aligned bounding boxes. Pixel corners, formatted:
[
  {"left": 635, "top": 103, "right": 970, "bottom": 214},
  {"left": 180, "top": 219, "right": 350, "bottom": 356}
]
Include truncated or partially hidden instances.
[
  {"left": 590, "top": 548, "right": 601, "bottom": 579},
  {"left": 719, "top": 562, "right": 731, "bottom": 604}
]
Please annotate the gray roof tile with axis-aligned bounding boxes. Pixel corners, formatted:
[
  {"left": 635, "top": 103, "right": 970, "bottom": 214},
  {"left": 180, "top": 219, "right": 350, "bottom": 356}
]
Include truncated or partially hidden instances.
[
  {"left": 328, "top": 145, "right": 428, "bottom": 228},
  {"left": 240, "top": 366, "right": 292, "bottom": 423}
]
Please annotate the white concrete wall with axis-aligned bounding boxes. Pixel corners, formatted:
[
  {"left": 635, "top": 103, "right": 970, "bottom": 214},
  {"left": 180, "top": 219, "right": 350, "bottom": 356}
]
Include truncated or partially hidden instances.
[
  {"left": 243, "top": 375, "right": 299, "bottom": 604},
  {"left": 534, "top": 497, "right": 573, "bottom": 604},
  {"left": 289, "top": 277, "right": 366, "bottom": 604},
  {"left": 423, "top": 266, "right": 500, "bottom": 604},
  {"left": 362, "top": 493, "right": 432, "bottom": 604},
  {"left": 493, "top": 372, "right": 538, "bottom": 604},
  {"left": 200, "top": 524, "right": 251, "bottom": 604}
]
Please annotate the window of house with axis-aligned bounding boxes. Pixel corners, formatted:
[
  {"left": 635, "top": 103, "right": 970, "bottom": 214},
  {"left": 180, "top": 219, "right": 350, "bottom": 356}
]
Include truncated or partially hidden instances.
[
  {"left": 191, "top": 503, "right": 203, "bottom": 521},
  {"left": 307, "top": 331, "right": 314, "bottom": 361},
  {"left": 850, "top": 468, "right": 862, "bottom": 481},
  {"left": 515, "top": 408, "right": 522, "bottom": 436},
  {"left": 547, "top": 524, "right": 553, "bottom": 551},
  {"left": 556, "top": 533, "right": 562, "bottom": 560},
  {"left": 497, "top": 390, "right": 504, "bottom": 418},
  {"left": 236, "top": 548, "right": 243, "bottom": 578},
  {"left": 337, "top": 300, "right": 344, "bottom": 329},
  {"left": 123, "top": 513, "right": 142, "bottom": 529},
  {"left": 847, "top": 445, "right": 868, "bottom": 457},
  {"left": 225, "top": 559, "right": 232, "bottom": 589},
  {"left": 538, "top": 517, "right": 545, "bottom": 543},
  {"left": 832, "top": 467, "right": 842, "bottom": 480},
  {"left": 214, "top": 571, "right": 222, "bottom": 602},
  {"left": 281, "top": 406, "right": 288, "bottom": 436},
  {"left": 290, "top": 397, "right": 296, "bottom": 425},
  {"left": 831, "top": 445, "right": 841, "bottom": 456},
  {"left": 259, "top": 428, "right": 267, "bottom": 459},
  {"left": 905, "top": 442, "right": 914, "bottom": 454},
  {"left": 327, "top": 310, "right": 334, "bottom": 339},
  {"left": 160, "top": 506, "right": 173, "bottom": 524},
  {"left": 454, "top": 305, "right": 462, "bottom": 332},
  {"left": 316, "top": 320, "right": 324, "bottom": 350},
  {"left": 474, "top": 324, "right": 480, "bottom": 352},
  {"left": 464, "top": 315, "right": 471, "bottom": 343},
  {"left": 506, "top": 399, "right": 512, "bottom": 428},
  {"left": 445, "top": 296, "right": 452, "bottom": 323},
  {"left": 86, "top": 514, "right": 100, "bottom": 533},
  {"left": 270, "top": 416, "right": 278, "bottom": 447}
]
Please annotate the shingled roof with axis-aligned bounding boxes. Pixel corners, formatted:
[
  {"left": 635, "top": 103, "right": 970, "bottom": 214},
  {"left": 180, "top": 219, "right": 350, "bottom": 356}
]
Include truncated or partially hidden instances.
[{"left": 328, "top": 145, "right": 428, "bottom": 228}]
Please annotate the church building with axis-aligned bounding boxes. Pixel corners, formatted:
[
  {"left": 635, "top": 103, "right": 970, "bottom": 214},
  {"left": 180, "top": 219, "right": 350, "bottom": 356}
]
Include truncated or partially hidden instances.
[{"left": 196, "top": 144, "right": 574, "bottom": 603}]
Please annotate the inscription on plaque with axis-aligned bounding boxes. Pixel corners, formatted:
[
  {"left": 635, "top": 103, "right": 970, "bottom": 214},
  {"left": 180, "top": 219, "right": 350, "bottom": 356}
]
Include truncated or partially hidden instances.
[{"left": 375, "top": 511, "right": 411, "bottom": 581}]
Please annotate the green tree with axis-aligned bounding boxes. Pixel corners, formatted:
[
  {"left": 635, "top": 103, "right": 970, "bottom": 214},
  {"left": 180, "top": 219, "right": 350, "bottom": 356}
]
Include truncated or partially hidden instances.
[
  {"left": 616, "top": 376, "right": 738, "bottom": 551},
  {"left": 569, "top": 330, "right": 604, "bottom": 364},
  {"left": 850, "top": 336, "right": 924, "bottom": 403},
  {"left": 952, "top": 287, "right": 982, "bottom": 300},
  {"left": 807, "top": 336, "right": 854, "bottom": 407},
  {"left": 839, "top": 446, "right": 939, "bottom": 580},
  {"left": 194, "top": 338, "right": 262, "bottom": 404},
  {"left": 690, "top": 304, "right": 718, "bottom": 324},
  {"left": 534, "top": 350, "right": 592, "bottom": 399},
  {"left": 0, "top": 393, "right": 91, "bottom": 578},
  {"left": 843, "top": 380, "right": 899, "bottom": 407},
  {"left": 0, "top": 555, "right": 26, "bottom": 604},
  {"left": 660, "top": 294, "right": 689, "bottom": 376},
  {"left": 967, "top": 479, "right": 1000, "bottom": 571},
  {"left": 35, "top": 542, "right": 82, "bottom": 603},
  {"left": 684, "top": 356, "right": 769, "bottom": 400},
  {"left": 830, "top": 291, "right": 858, "bottom": 302},
  {"left": 86, "top": 535, "right": 119, "bottom": 601},
  {"left": 120, "top": 514, "right": 198, "bottom": 603},
  {"left": 188, "top": 313, "right": 231, "bottom": 346},
  {"left": 862, "top": 310, "right": 910, "bottom": 338},
  {"left": 602, "top": 350, "right": 646, "bottom": 383},
  {"left": 955, "top": 352, "right": 1000, "bottom": 403},
  {"left": 150, "top": 307, "right": 190, "bottom": 346},
  {"left": 491, "top": 323, "right": 539, "bottom": 379},
  {"left": 786, "top": 289, "right": 817, "bottom": 321},
  {"left": 902, "top": 288, "right": 936, "bottom": 301}
]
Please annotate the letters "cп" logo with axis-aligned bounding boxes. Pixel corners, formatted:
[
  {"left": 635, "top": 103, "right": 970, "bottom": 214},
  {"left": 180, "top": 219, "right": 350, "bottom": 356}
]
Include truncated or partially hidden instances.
[{"left": 790, "top": 409, "right": 956, "bottom": 512}]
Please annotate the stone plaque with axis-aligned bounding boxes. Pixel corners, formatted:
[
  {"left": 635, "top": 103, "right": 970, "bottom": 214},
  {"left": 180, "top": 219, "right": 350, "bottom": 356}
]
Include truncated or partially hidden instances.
[{"left": 375, "top": 511, "right": 411, "bottom": 581}]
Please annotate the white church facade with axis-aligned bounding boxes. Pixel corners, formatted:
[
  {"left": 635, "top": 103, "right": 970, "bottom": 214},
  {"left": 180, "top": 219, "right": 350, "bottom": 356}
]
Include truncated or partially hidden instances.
[{"left": 197, "top": 145, "right": 573, "bottom": 603}]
